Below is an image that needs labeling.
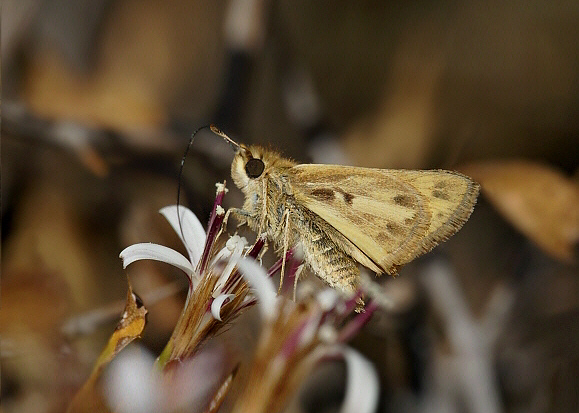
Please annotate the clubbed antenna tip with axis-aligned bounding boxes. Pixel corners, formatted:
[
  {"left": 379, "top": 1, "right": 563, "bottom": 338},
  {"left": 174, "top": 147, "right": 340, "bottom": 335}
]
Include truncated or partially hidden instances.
[{"left": 210, "top": 124, "right": 240, "bottom": 151}]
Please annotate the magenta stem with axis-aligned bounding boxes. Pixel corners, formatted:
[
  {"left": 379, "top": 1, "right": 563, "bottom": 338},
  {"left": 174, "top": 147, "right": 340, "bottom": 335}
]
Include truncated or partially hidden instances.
[
  {"left": 198, "top": 186, "right": 227, "bottom": 272},
  {"left": 338, "top": 300, "right": 378, "bottom": 343}
]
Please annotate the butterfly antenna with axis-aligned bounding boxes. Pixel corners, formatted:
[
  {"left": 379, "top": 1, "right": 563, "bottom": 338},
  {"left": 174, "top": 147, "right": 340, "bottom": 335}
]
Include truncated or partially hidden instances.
[
  {"left": 177, "top": 124, "right": 213, "bottom": 242},
  {"left": 178, "top": 124, "right": 239, "bottom": 242},
  {"left": 210, "top": 124, "right": 241, "bottom": 151}
]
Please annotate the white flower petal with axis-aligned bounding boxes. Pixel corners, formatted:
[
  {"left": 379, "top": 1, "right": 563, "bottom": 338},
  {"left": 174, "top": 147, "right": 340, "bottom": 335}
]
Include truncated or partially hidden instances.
[
  {"left": 318, "top": 325, "right": 338, "bottom": 344},
  {"left": 104, "top": 345, "right": 160, "bottom": 413},
  {"left": 213, "top": 236, "right": 247, "bottom": 296},
  {"left": 298, "top": 314, "right": 322, "bottom": 349},
  {"left": 340, "top": 347, "right": 380, "bottom": 413},
  {"left": 120, "top": 243, "right": 195, "bottom": 278},
  {"left": 226, "top": 235, "right": 247, "bottom": 251},
  {"left": 210, "top": 245, "right": 233, "bottom": 267},
  {"left": 159, "top": 205, "right": 206, "bottom": 265},
  {"left": 317, "top": 289, "right": 339, "bottom": 311},
  {"left": 211, "top": 294, "right": 235, "bottom": 321},
  {"left": 235, "top": 257, "right": 277, "bottom": 320}
]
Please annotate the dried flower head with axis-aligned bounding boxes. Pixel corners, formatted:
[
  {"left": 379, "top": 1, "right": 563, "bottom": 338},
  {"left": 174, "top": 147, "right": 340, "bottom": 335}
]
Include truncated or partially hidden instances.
[
  {"left": 120, "top": 183, "right": 264, "bottom": 367},
  {"left": 231, "top": 259, "right": 381, "bottom": 413}
]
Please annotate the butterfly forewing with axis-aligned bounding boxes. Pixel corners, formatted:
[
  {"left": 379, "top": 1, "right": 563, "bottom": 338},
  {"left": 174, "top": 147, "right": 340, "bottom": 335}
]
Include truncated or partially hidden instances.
[
  {"left": 291, "top": 164, "right": 479, "bottom": 274},
  {"left": 292, "top": 165, "right": 433, "bottom": 273},
  {"left": 391, "top": 170, "right": 480, "bottom": 259}
]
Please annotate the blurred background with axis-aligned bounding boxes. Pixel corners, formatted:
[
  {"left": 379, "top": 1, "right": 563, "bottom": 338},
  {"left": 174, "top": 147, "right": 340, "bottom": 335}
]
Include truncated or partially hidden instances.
[{"left": 2, "top": 1, "right": 578, "bottom": 412}]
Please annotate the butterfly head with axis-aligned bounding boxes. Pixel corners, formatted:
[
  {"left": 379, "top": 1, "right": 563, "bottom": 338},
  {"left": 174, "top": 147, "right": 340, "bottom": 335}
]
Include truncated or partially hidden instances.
[
  {"left": 210, "top": 125, "right": 268, "bottom": 192},
  {"left": 230, "top": 144, "right": 269, "bottom": 191}
]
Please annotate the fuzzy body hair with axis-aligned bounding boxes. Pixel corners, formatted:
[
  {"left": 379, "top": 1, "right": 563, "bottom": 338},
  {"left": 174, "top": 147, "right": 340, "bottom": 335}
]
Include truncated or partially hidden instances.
[
  {"left": 228, "top": 143, "right": 479, "bottom": 294},
  {"left": 231, "top": 145, "right": 360, "bottom": 292}
]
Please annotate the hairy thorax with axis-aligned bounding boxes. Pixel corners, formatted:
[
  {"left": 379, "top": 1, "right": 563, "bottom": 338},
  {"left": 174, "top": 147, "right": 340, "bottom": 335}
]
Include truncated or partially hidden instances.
[{"left": 240, "top": 173, "right": 360, "bottom": 293}]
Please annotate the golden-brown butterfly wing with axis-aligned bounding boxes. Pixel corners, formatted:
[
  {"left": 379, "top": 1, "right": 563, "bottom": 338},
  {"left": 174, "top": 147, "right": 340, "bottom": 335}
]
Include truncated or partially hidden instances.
[
  {"left": 291, "top": 165, "right": 478, "bottom": 274},
  {"left": 292, "top": 165, "right": 431, "bottom": 273},
  {"left": 389, "top": 170, "right": 480, "bottom": 260}
]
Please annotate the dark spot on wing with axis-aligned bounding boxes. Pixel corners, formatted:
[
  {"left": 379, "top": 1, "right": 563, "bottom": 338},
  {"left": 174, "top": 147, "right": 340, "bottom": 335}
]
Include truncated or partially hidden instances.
[
  {"left": 334, "top": 188, "right": 355, "bottom": 205},
  {"left": 432, "top": 190, "right": 450, "bottom": 201},
  {"left": 377, "top": 231, "right": 392, "bottom": 244},
  {"left": 434, "top": 180, "right": 448, "bottom": 189},
  {"left": 393, "top": 194, "right": 415, "bottom": 208},
  {"left": 386, "top": 221, "right": 404, "bottom": 236},
  {"left": 361, "top": 213, "right": 376, "bottom": 223},
  {"left": 311, "top": 188, "right": 335, "bottom": 201},
  {"left": 404, "top": 218, "right": 414, "bottom": 225},
  {"left": 343, "top": 192, "right": 354, "bottom": 204},
  {"left": 349, "top": 214, "right": 365, "bottom": 225}
]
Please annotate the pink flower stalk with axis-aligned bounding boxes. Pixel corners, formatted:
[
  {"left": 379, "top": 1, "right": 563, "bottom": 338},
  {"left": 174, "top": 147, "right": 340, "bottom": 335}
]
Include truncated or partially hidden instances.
[
  {"left": 232, "top": 259, "right": 381, "bottom": 413},
  {"left": 120, "top": 183, "right": 264, "bottom": 367}
]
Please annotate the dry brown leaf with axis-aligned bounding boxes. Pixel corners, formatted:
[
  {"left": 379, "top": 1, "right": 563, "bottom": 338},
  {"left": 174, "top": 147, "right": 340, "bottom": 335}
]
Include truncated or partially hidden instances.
[
  {"left": 0, "top": 268, "right": 78, "bottom": 412},
  {"left": 341, "top": 22, "right": 445, "bottom": 169},
  {"left": 67, "top": 281, "right": 147, "bottom": 413},
  {"left": 461, "top": 160, "right": 579, "bottom": 262},
  {"left": 21, "top": 1, "right": 225, "bottom": 136}
]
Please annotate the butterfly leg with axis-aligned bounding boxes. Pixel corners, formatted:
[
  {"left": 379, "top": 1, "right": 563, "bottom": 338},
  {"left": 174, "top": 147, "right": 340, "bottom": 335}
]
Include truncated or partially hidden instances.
[
  {"left": 217, "top": 207, "right": 249, "bottom": 242},
  {"left": 225, "top": 207, "right": 251, "bottom": 227},
  {"left": 257, "top": 179, "right": 269, "bottom": 235},
  {"left": 278, "top": 208, "right": 291, "bottom": 294},
  {"left": 292, "top": 264, "right": 304, "bottom": 301}
]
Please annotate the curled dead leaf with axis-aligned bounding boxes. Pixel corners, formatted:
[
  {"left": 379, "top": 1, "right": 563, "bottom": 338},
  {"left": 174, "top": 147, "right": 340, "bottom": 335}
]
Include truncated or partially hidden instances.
[
  {"left": 67, "top": 280, "right": 147, "bottom": 413},
  {"left": 461, "top": 160, "right": 579, "bottom": 263}
]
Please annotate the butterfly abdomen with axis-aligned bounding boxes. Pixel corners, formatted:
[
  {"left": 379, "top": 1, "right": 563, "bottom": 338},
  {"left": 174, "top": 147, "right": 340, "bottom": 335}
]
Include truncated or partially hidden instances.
[{"left": 291, "top": 206, "right": 360, "bottom": 292}]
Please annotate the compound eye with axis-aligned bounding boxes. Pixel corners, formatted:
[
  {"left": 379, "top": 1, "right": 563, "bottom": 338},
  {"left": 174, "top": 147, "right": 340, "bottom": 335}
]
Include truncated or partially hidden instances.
[{"left": 245, "top": 158, "right": 265, "bottom": 178}]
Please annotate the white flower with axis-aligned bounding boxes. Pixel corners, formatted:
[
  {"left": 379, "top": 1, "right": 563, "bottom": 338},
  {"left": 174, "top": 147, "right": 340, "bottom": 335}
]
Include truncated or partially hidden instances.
[
  {"left": 119, "top": 204, "right": 248, "bottom": 317},
  {"left": 118, "top": 184, "right": 263, "bottom": 366},
  {"left": 120, "top": 205, "right": 207, "bottom": 287}
]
